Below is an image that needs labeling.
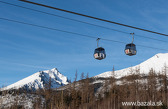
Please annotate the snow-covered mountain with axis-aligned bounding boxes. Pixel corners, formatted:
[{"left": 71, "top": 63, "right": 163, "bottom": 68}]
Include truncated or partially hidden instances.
[
  {"left": 2, "top": 53, "right": 168, "bottom": 91},
  {"left": 2, "top": 68, "right": 69, "bottom": 91},
  {"left": 95, "top": 53, "right": 168, "bottom": 78}
]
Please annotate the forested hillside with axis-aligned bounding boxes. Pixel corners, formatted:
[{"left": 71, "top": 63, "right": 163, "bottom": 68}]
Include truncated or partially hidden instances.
[{"left": 0, "top": 68, "right": 167, "bottom": 109}]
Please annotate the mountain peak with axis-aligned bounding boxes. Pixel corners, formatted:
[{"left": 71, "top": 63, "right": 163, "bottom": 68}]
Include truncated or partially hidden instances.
[
  {"left": 2, "top": 68, "right": 69, "bottom": 91},
  {"left": 51, "top": 68, "right": 58, "bottom": 71},
  {"left": 95, "top": 53, "right": 168, "bottom": 78}
]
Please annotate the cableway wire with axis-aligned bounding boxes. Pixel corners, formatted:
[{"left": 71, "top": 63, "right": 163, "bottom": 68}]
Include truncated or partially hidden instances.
[
  {"left": 0, "top": 1, "right": 167, "bottom": 43},
  {"left": 19, "top": 0, "right": 168, "bottom": 37},
  {"left": 0, "top": 17, "right": 167, "bottom": 51}
]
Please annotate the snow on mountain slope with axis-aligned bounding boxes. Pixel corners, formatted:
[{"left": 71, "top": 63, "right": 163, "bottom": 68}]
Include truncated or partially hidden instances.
[
  {"left": 95, "top": 53, "right": 168, "bottom": 78},
  {"left": 2, "top": 68, "right": 69, "bottom": 91}
]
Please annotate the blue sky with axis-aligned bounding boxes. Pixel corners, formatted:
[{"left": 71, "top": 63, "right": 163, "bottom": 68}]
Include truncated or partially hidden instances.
[{"left": 0, "top": 0, "right": 168, "bottom": 87}]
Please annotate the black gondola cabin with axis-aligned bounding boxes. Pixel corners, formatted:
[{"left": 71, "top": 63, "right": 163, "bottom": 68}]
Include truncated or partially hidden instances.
[
  {"left": 94, "top": 47, "right": 106, "bottom": 60},
  {"left": 125, "top": 43, "right": 136, "bottom": 56}
]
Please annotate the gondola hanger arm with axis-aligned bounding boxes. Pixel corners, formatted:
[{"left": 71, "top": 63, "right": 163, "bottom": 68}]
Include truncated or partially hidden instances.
[
  {"left": 130, "top": 33, "right": 134, "bottom": 43},
  {"left": 96, "top": 38, "right": 100, "bottom": 47}
]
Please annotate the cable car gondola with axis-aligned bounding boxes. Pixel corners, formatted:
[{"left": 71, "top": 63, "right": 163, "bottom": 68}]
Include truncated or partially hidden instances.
[
  {"left": 125, "top": 33, "right": 137, "bottom": 56},
  {"left": 94, "top": 38, "right": 106, "bottom": 60}
]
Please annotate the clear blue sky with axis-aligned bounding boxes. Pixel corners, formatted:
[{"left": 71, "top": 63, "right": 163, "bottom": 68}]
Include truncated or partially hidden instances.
[{"left": 0, "top": 0, "right": 168, "bottom": 87}]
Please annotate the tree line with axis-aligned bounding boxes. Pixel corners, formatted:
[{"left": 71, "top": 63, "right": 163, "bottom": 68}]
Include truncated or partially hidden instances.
[{"left": 0, "top": 67, "right": 168, "bottom": 109}]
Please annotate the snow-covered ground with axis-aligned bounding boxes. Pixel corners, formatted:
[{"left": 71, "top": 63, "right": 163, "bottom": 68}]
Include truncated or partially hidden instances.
[{"left": 0, "top": 93, "right": 44, "bottom": 109}]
